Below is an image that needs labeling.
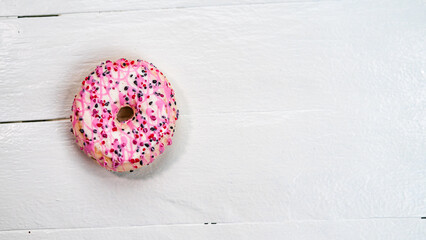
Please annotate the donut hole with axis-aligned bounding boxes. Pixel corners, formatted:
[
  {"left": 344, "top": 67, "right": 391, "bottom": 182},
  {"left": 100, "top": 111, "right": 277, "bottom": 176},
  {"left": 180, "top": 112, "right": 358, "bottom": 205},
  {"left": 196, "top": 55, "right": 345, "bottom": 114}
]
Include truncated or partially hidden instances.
[{"left": 117, "top": 106, "right": 134, "bottom": 122}]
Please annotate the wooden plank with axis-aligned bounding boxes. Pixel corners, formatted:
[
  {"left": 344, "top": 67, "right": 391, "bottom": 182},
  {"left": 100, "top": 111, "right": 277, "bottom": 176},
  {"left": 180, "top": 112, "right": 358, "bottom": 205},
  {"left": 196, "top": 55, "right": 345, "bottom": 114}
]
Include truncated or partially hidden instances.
[
  {"left": 0, "top": 1, "right": 425, "bottom": 122},
  {"left": 0, "top": 0, "right": 291, "bottom": 17},
  {"left": 0, "top": 112, "right": 425, "bottom": 231},
  {"left": 0, "top": 0, "right": 425, "bottom": 236},
  {"left": 1, "top": 220, "right": 425, "bottom": 240}
]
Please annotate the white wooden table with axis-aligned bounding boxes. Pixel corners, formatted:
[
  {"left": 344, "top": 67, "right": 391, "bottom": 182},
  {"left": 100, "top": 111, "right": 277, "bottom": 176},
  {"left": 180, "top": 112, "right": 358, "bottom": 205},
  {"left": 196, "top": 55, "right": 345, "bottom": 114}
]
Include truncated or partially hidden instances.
[{"left": 0, "top": 0, "right": 425, "bottom": 239}]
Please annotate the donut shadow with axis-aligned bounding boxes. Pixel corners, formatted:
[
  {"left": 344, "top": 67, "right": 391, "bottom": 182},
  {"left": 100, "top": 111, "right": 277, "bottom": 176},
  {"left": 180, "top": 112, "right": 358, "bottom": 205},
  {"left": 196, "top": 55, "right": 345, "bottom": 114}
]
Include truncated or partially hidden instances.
[{"left": 64, "top": 50, "right": 190, "bottom": 180}]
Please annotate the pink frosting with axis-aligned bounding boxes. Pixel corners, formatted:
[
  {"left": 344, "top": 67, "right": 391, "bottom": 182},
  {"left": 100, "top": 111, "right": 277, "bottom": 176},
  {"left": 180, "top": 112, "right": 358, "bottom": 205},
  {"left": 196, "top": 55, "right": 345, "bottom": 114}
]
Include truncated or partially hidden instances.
[{"left": 70, "top": 59, "right": 178, "bottom": 172}]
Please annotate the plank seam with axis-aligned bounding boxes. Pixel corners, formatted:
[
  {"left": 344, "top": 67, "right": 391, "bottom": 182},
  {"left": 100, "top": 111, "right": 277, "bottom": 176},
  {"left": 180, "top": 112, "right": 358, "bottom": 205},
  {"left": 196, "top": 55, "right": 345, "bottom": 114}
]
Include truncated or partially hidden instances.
[
  {"left": 0, "top": 218, "right": 423, "bottom": 233},
  {"left": 0, "top": 0, "right": 332, "bottom": 19},
  {"left": 0, "top": 117, "right": 68, "bottom": 124},
  {"left": 17, "top": 14, "right": 60, "bottom": 18}
]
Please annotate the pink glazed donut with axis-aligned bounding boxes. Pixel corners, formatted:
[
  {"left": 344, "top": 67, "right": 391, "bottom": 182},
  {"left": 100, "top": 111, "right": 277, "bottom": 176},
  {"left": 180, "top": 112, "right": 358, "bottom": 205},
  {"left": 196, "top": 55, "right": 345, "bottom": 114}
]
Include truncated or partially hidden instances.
[{"left": 71, "top": 59, "right": 178, "bottom": 172}]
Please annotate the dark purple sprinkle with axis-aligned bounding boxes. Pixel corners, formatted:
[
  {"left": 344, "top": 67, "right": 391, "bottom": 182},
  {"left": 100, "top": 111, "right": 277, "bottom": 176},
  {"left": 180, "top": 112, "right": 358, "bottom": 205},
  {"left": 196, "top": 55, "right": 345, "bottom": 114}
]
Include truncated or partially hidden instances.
[
  {"left": 80, "top": 129, "right": 84, "bottom": 133},
  {"left": 140, "top": 160, "right": 143, "bottom": 165},
  {"left": 124, "top": 86, "right": 128, "bottom": 90}
]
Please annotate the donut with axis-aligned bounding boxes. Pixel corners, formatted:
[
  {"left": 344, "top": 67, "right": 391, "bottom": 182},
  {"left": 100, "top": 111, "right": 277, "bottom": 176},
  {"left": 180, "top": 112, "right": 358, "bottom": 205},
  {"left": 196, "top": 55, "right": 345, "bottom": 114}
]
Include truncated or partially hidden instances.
[{"left": 70, "top": 58, "right": 179, "bottom": 172}]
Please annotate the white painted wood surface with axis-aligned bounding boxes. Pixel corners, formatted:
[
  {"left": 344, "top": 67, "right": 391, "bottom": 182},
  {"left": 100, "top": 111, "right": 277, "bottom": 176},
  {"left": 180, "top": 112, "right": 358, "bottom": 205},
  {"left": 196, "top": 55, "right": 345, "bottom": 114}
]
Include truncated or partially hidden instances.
[
  {"left": 1, "top": 220, "right": 426, "bottom": 240},
  {"left": 0, "top": 0, "right": 297, "bottom": 17},
  {"left": 0, "top": 0, "right": 425, "bottom": 239}
]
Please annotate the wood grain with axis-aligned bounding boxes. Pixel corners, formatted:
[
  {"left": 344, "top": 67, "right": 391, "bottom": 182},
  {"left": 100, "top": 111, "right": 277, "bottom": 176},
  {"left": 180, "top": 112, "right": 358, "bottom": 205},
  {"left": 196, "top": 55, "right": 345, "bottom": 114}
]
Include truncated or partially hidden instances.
[
  {"left": 0, "top": 113, "right": 425, "bottom": 230},
  {"left": 0, "top": 0, "right": 293, "bottom": 17},
  {"left": 0, "top": 1, "right": 424, "bottom": 122},
  {"left": 0, "top": 0, "right": 425, "bottom": 239},
  {"left": 1, "top": 220, "right": 425, "bottom": 240}
]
